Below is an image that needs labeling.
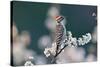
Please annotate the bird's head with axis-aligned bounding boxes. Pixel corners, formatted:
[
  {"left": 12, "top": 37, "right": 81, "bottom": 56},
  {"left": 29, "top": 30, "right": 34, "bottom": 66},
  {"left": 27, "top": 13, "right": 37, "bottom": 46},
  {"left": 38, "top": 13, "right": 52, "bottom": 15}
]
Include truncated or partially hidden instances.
[{"left": 55, "top": 16, "right": 64, "bottom": 23}]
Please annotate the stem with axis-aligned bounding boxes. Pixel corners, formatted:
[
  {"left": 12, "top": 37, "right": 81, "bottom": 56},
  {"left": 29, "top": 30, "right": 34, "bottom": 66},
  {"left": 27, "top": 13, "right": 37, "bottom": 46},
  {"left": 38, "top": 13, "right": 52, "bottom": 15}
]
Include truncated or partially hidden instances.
[
  {"left": 51, "top": 45, "right": 67, "bottom": 63},
  {"left": 57, "top": 45, "right": 67, "bottom": 56}
]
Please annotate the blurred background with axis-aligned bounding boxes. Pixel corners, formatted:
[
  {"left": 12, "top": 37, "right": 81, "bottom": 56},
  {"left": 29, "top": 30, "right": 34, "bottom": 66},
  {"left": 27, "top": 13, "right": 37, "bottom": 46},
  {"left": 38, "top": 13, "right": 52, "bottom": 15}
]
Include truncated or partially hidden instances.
[{"left": 11, "top": 1, "right": 97, "bottom": 66}]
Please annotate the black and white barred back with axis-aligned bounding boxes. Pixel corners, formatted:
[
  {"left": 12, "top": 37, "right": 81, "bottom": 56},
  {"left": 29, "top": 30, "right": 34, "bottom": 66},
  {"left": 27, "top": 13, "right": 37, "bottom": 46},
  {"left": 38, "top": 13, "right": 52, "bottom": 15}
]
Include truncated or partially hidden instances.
[{"left": 55, "top": 16, "right": 64, "bottom": 46}]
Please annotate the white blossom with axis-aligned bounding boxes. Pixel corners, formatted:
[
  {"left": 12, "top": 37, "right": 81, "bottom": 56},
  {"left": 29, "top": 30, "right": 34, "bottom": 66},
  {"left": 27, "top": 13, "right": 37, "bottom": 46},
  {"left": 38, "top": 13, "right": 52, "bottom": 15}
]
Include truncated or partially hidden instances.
[
  {"left": 44, "top": 48, "right": 51, "bottom": 57},
  {"left": 67, "top": 31, "right": 72, "bottom": 36},
  {"left": 62, "top": 32, "right": 91, "bottom": 47},
  {"left": 44, "top": 43, "right": 56, "bottom": 57},
  {"left": 77, "top": 33, "right": 91, "bottom": 46},
  {"left": 78, "top": 38, "right": 83, "bottom": 45}
]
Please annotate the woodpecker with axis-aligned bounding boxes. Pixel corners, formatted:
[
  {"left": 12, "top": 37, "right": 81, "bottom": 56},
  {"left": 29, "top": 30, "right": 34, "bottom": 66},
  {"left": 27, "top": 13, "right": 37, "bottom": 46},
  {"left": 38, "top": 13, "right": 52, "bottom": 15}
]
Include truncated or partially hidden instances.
[{"left": 55, "top": 16, "right": 66, "bottom": 46}]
